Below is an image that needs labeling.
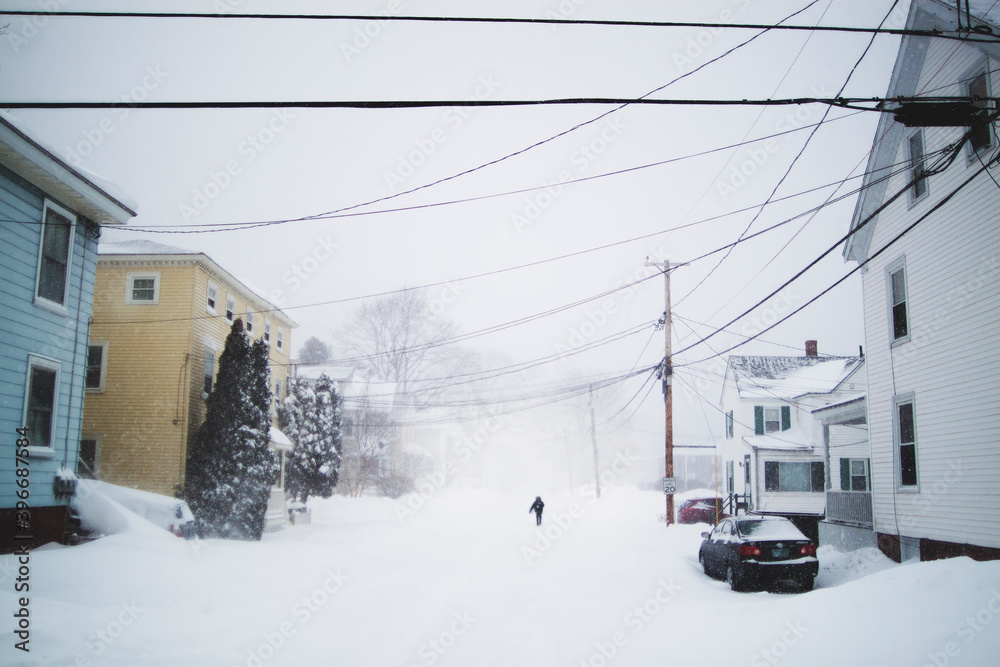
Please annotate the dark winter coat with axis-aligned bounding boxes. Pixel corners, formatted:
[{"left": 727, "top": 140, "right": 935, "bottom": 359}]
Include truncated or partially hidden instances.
[{"left": 529, "top": 497, "right": 544, "bottom": 514}]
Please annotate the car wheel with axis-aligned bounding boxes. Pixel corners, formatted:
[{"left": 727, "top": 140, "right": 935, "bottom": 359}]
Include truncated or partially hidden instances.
[
  {"left": 699, "top": 553, "right": 711, "bottom": 577},
  {"left": 726, "top": 564, "right": 744, "bottom": 592}
]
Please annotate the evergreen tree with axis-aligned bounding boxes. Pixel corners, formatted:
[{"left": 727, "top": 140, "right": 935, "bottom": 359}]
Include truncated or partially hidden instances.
[
  {"left": 278, "top": 374, "right": 343, "bottom": 503},
  {"left": 185, "top": 319, "right": 279, "bottom": 540}
]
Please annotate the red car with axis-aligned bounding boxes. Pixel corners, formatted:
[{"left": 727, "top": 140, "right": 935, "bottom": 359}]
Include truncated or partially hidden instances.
[{"left": 677, "top": 497, "right": 728, "bottom": 525}]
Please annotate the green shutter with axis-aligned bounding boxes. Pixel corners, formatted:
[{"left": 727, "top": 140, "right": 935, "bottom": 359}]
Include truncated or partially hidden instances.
[
  {"left": 781, "top": 405, "right": 791, "bottom": 431},
  {"left": 840, "top": 458, "right": 851, "bottom": 491},
  {"left": 754, "top": 406, "right": 764, "bottom": 435}
]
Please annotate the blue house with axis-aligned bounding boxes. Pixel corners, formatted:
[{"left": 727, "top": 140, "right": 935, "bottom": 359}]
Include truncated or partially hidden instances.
[{"left": 0, "top": 114, "right": 135, "bottom": 553}]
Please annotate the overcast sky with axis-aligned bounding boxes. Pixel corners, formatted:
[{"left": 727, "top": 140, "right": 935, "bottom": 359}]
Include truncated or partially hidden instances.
[{"left": 1, "top": 0, "right": 908, "bottom": 449}]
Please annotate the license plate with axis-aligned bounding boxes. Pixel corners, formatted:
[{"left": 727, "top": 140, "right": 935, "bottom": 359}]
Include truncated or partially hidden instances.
[{"left": 771, "top": 548, "right": 788, "bottom": 558}]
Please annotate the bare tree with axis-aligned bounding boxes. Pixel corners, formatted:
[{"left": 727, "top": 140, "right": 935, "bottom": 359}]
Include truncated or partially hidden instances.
[
  {"left": 336, "top": 290, "right": 460, "bottom": 405},
  {"left": 340, "top": 399, "right": 396, "bottom": 497},
  {"left": 298, "top": 336, "right": 333, "bottom": 365}
]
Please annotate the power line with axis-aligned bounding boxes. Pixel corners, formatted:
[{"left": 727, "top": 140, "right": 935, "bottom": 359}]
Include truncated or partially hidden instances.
[
  {"left": 1, "top": 9, "right": 996, "bottom": 43},
  {"left": 3, "top": 95, "right": 989, "bottom": 111}
]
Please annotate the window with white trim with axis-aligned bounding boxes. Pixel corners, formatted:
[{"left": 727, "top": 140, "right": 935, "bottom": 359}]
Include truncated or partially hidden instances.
[
  {"left": 894, "top": 395, "right": 918, "bottom": 489},
  {"left": 264, "top": 321, "right": 271, "bottom": 344},
  {"left": 276, "top": 329, "right": 284, "bottom": 351},
  {"left": 86, "top": 342, "right": 108, "bottom": 391},
  {"left": 35, "top": 200, "right": 76, "bottom": 309},
  {"left": 907, "top": 130, "right": 928, "bottom": 202},
  {"left": 764, "top": 461, "right": 824, "bottom": 493},
  {"left": 126, "top": 272, "right": 160, "bottom": 305},
  {"left": 839, "top": 457, "right": 870, "bottom": 492},
  {"left": 225, "top": 295, "right": 235, "bottom": 324},
  {"left": 754, "top": 405, "right": 791, "bottom": 434},
  {"left": 203, "top": 350, "right": 215, "bottom": 396},
  {"left": 246, "top": 310, "right": 254, "bottom": 333},
  {"left": 725, "top": 410, "right": 733, "bottom": 439},
  {"left": 888, "top": 260, "right": 909, "bottom": 342},
  {"left": 23, "top": 355, "right": 60, "bottom": 453},
  {"left": 206, "top": 282, "right": 218, "bottom": 314}
]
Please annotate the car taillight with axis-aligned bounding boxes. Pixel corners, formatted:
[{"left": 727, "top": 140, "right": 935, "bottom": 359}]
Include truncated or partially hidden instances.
[
  {"left": 799, "top": 543, "right": 817, "bottom": 556},
  {"left": 738, "top": 544, "right": 762, "bottom": 557}
]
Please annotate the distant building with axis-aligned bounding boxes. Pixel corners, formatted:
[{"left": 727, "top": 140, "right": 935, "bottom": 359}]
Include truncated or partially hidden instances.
[
  {"left": 0, "top": 114, "right": 135, "bottom": 553},
  {"left": 843, "top": 0, "right": 1000, "bottom": 562},
  {"left": 82, "top": 240, "right": 296, "bottom": 498},
  {"left": 719, "top": 342, "right": 866, "bottom": 539}
]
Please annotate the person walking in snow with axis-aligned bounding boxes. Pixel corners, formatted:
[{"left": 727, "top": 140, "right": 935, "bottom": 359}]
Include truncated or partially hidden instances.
[{"left": 529, "top": 496, "right": 545, "bottom": 525}]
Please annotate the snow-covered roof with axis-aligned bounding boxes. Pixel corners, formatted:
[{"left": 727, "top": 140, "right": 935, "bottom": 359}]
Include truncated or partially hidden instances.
[
  {"left": 295, "top": 365, "right": 358, "bottom": 382},
  {"left": 269, "top": 426, "right": 293, "bottom": 451},
  {"left": 99, "top": 239, "right": 200, "bottom": 256},
  {"left": 728, "top": 355, "right": 862, "bottom": 400},
  {"left": 0, "top": 111, "right": 136, "bottom": 224},
  {"left": 743, "top": 433, "right": 813, "bottom": 452}
]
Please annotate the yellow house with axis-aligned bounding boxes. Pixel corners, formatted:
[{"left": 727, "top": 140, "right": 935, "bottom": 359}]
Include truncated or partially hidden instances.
[{"left": 82, "top": 240, "right": 296, "bottom": 497}]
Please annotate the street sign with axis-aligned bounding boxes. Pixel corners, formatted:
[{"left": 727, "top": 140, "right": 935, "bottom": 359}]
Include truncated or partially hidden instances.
[{"left": 663, "top": 477, "right": 676, "bottom": 495}]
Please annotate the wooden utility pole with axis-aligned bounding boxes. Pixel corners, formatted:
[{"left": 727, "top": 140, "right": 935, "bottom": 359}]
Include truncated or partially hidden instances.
[
  {"left": 589, "top": 385, "right": 600, "bottom": 499},
  {"left": 646, "top": 258, "right": 673, "bottom": 526}
]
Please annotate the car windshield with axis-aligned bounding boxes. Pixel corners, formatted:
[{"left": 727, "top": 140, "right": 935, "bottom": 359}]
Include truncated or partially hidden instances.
[{"left": 736, "top": 519, "right": 806, "bottom": 540}]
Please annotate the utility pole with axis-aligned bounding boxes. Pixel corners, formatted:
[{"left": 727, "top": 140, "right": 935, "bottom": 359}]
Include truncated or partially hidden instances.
[
  {"left": 589, "top": 385, "right": 600, "bottom": 499},
  {"left": 646, "top": 258, "right": 674, "bottom": 526}
]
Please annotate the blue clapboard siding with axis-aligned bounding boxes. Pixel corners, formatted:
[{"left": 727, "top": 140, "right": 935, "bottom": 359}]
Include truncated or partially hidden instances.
[{"left": 0, "top": 163, "right": 98, "bottom": 510}]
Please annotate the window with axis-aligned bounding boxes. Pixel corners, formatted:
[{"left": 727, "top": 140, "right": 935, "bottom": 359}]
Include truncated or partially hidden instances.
[
  {"left": 744, "top": 454, "right": 751, "bottom": 485},
  {"left": 725, "top": 410, "right": 733, "bottom": 439},
  {"left": 203, "top": 351, "right": 215, "bottom": 396},
  {"left": 35, "top": 201, "right": 76, "bottom": 309},
  {"left": 764, "top": 461, "right": 824, "bottom": 493},
  {"left": 840, "top": 458, "right": 870, "bottom": 492},
  {"left": 894, "top": 395, "right": 918, "bottom": 488},
  {"left": 967, "top": 69, "right": 993, "bottom": 155},
  {"left": 726, "top": 460, "right": 734, "bottom": 494},
  {"left": 888, "top": 261, "right": 909, "bottom": 342},
  {"left": 276, "top": 329, "right": 284, "bottom": 351},
  {"left": 754, "top": 405, "right": 791, "bottom": 435},
  {"left": 246, "top": 310, "right": 254, "bottom": 333},
  {"left": 225, "top": 295, "right": 235, "bottom": 324},
  {"left": 206, "top": 282, "right": 218, "bottom": 314},
  {"left": 85, "top": 342, "right": 108, "bottom": 391},
  {"left": 125, "top": 272, "right": 160, "bottom": 305},
  {"left": 908, "top": 130, "right": 928, "bottom": 202},
  {"left": 23, "top": 356, "right": 60, "bottom": 453},
  {"left": 264, "top": 321, "right": 271, "bottom": 344},
  {"left": 274, "top": 381, "right": 281, "bottom": 409},
  {"left": 78, "top": 437, "right": 99, "bottom": 479}
]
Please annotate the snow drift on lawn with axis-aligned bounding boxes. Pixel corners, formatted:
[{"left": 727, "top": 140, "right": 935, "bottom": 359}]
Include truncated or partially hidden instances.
[{"left": 2, "top": 487, "right": 999, "bottom": 667}]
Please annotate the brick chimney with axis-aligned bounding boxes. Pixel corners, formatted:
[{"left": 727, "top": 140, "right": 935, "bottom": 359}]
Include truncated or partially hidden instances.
[{"left": 805, "top": 340, "right": 818, "bottom": 357}]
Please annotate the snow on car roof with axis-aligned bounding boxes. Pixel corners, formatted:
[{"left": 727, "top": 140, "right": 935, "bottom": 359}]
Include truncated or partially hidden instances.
[{"left": 736, "top": 517, "right": 808, "bottom": 540}]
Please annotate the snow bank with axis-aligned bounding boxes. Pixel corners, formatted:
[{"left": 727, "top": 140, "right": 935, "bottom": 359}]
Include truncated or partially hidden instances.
[{"left": 71, "top": 479, "right": 183, "bottom": 540}]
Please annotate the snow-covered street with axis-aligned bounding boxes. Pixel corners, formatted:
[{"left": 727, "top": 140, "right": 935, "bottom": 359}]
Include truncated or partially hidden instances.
[{"left": 3, "top": 487, "right": 1000, "bottom": 667}]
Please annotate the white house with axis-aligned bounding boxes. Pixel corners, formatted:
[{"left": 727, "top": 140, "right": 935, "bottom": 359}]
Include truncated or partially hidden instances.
[
  {"left": 842, "top": 0, "right": 1000, "bottom": 562},
  {"left": 719, "top": 342, "right": 865, "bottom": 539}
]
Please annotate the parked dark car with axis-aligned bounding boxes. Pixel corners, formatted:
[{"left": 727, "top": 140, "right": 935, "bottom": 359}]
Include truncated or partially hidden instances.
[
  {"left": 677, "top": 497, "right": 728, "bottom": 524},
  {"left": 698, "top": 516, "right": 818, "bottom": 592}
]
